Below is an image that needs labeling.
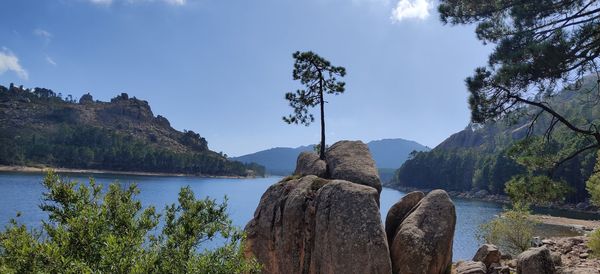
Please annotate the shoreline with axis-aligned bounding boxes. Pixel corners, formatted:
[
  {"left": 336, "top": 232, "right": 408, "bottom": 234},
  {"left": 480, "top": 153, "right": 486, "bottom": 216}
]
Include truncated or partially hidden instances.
[
  {"left": 386, "top": 184, "right": 600, "bottom": 218},
  {"left": 0, "top": 165, "right": 258, "bottom": 179}
]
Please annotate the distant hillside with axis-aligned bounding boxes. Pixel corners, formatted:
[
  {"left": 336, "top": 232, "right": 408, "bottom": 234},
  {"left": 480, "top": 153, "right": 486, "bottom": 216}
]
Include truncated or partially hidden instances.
[
  {"left": 0, "top": 84, "right": 264, "bottom": 177},
  {"left": 391, "top": 77, "right": 600, "bottom": 203},
  {"left": 232, "top": 138, "right": 429, "bottom": 177}
]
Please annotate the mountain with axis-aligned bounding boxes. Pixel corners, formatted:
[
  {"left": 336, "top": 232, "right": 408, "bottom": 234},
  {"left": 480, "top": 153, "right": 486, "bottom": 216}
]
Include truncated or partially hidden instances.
[
  {"left": 0, "top": 84, "right": 264, "bottom": 177},
  {"left": 390, "top": 77, "right": 600, "bottom": 203},
  {"left": 231, "top": 138, "right": 429, "bottom": 178}
]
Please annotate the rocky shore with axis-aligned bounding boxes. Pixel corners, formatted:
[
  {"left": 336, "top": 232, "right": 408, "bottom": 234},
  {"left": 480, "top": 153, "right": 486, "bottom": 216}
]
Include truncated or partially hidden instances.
[
  {"left": 452, "top": 237, "right": 600, "bottom": 274},
  {"left": 244, "top": 140, "right": 600, "bottom": 274},
  {"left": 391, "top": 185, "right": 600, "bottom": 215},
  {"left": 0, "top": 165, "right": 253, "bottom": 179}
]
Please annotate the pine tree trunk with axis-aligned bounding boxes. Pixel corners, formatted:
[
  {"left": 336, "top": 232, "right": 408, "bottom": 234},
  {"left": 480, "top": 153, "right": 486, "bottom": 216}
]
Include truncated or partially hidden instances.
[{"left": 319, "top": 77, "right": 326, "bottom": 160}]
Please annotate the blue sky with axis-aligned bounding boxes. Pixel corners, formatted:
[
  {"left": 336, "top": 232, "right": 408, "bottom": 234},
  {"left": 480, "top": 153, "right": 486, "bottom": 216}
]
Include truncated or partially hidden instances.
[{"left": 0, "top": 0, "right": 491, "bottom": 156}]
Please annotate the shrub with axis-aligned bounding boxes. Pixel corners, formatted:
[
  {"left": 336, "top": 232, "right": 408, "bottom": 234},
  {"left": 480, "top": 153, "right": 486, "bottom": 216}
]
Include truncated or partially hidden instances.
[
  {"left": 476, "top": 203, "right": 537, "bottom": 256},
  {"left": 0, "top": 171, "right": 260, "bottom": 273},
  {"left": 589, "top": 228, "right": 600, "bottom": 256},
  {"left": 586, "top": 150, "right": 600, "bottom": 206}
]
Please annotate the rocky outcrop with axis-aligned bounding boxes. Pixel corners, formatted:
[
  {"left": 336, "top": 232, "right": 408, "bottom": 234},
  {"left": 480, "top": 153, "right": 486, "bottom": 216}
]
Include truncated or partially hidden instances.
[
  {"left": 326, "top": 141, "right": 382, "bottom": 194},
  {"left": 472, "top": 244, "right": 501, "bottom": 269},
  {"left": 246, "top": 141, "right": 459, "bottom": 274},
  {"left": 244, "top": 175, "right": 391, "bottom": 274},
  {"left": 309, "top": 180, "right": 391, "bottom": 273},
  {"left": 455, "top": 261, "right": 486, "bottom": 274},
  {"left": 384, "top": 191, "right": 425, "bottom": 248},
  {"left": 389, "top": 189, "right": 456, "bottom": 274},
  {"left": 516, "top": 247, "right": 556, "bottom": 274},
  {"left": 294, "top": 151, "right": 327, "bottom": 178},
  {"left": 79, "top": 93, "right": 93, "bottom": 104}
]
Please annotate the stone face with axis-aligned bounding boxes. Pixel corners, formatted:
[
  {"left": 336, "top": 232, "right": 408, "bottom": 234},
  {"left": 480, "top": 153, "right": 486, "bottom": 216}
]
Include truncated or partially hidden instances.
[
  {"left": 390, "top": 189, "right": 456, "bottom": 274},
  {"left": 516, "top": 247, "right": 556, "bottom": 274},
  {"left": 326, "top": 140, "right": 382, "bottom": 194},
  {"left": 560, "top": 268, "right": 600, "bottom": 274},
  {"left": 309, "top": 180, "right": 392, "bottom": 274},
  {"left": 472, "top": 244, "right": 501, "bottom": 268},
  {"left": 455, "top": 261, "right": 486, "bottom": 274},
  {"left": 294, "top": 151, "right": 328, "bottom": 178},
  {"left": 384, "top": 191, "right": 425, "bottom": 247},
  {"left": 244, "top": 175, "right": 392, "bottom": 274}
]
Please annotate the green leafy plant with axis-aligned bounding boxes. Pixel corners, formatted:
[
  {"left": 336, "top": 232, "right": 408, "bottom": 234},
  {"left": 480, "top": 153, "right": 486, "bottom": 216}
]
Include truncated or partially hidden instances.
[
  {"left": 0, "top": 171, "right": 260, "bottom": 274},
  {"left": 586, "top": 150, "right": 600, "bottom": 206},
  {"left": 588, "top": 228, "right": 600, "bottom": 256},
  {"left": 505, "top": 174, "right": 571, "bottom": 206},
  {"left": 476, "top": 203, "right": 538, "bottom": 256}
]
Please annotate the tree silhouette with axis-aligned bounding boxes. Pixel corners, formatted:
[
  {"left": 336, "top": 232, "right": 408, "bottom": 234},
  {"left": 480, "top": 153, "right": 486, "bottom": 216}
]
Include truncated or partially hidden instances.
[
  {"left": 438, "top": 0, "right": 600, "bottom": 172},
  {"left": 283, "top": 51, "right": 346, "bottom": 160}
]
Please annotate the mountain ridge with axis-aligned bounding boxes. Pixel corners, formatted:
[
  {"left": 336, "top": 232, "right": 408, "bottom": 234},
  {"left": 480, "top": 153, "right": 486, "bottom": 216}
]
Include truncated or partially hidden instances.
[
  {"left": 232, "top": 138, "right": 430, "bottom": 177},
  {"left": 0, "top": 84, "right": 264, "bottom": 177}
]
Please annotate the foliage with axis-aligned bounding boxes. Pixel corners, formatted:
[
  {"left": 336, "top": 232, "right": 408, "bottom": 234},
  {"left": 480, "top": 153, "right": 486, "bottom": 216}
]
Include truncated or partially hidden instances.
[
  {"left": 588, "top": 228, "right": 600, "bottom": 256},
  {"left": 586, "top": 150, "right": 600, "bottom": 206},
  {"left": 0, "top": 85, "right": 264, "bottom": 177},
  {"left": 0, "top": 171, "right": 260, "bottom": 273},
  {"left": 283, "top": 51, "right": 346, "bottom": 159},
  {"left": 393, "top": 78, "right": 600, "bottom": 203},
  {"left": 438, "top": 0, "right": 600, "bottom": 181},
  {"left": 505, "top": 175, "right": 570, "bottom": 206},
  {"left": 476, "top": 203, "right": 537, "bottom": 256}
]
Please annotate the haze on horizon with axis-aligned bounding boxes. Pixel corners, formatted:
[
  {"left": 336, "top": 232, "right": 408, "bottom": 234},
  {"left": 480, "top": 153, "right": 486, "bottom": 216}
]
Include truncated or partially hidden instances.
[{"left": 0, "top": 0, "right": 491, "bottom": 157}]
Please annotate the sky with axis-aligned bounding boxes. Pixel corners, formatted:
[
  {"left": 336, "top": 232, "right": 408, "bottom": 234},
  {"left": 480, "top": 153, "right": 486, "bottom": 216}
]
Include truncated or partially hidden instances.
[{"left": 0, "top": 0, "right": 491, "bottom": 157}]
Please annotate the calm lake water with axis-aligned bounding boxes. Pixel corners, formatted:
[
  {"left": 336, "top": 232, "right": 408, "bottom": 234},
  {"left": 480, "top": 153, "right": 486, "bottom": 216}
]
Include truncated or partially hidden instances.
[{"left": 0, "top": 172, "right": 593, "bottom": 261}]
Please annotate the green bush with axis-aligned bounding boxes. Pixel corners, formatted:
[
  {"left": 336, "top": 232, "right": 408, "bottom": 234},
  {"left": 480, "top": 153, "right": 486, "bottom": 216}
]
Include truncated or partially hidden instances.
[
  {"left": 476, "top": 203, "right": 537, "bottom": 256},
  {"left": 588, "top": 228, "right": 600, "bottom": 256},
  {"left": 0, "top": 171, "right": 260, "bottom": 273},
  {"left": 586, "top": 150, "right": 600, "bottom": 206}
]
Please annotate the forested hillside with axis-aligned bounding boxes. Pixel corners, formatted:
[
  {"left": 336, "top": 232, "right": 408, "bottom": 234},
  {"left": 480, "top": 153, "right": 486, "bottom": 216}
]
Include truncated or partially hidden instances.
[
  {"left": 0, "top": 84, "right": 264, "bottom": 176},
  {"left": 391, "top": 78, "right": 600, "bottom": 203}
]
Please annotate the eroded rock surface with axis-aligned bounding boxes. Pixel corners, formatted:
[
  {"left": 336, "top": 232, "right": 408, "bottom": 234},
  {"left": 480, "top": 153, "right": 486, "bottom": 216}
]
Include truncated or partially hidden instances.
[
  {"left": 516, "top": 247, "right": 556, "bottom": 274},
  {"left": 244, "top": 175, "right": 391, "bottom": 274},
  {"left": 294, "top": 151, "right": 328, "bottom": 178},
  {"left": 390, "top": 189, "right": 456, "bottom": 274},
  {"left": 326, "top": 140, "right": 382, "bottom": 194},
  {"left": 384, "top": 191, "right": 424, "bottom": 247}
]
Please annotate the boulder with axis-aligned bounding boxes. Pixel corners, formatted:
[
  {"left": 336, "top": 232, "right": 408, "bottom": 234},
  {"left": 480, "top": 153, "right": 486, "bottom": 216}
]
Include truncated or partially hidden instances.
[
  {"left": 294, "top": 151, "right": 327, "bottom": 178},
  {"left": 326, "top": 140, "right": 382, "bottom": 194},
  {"left": 244, "top": 175, "right": 391, "bottom": 274},
  {"left": 390, "top": 189, "right": 456, "bottom": 274},
  {"left": 309, "top": 180, "right": 392, "bottom": 274},
  {"left": 472, "top": 244, "right": 501, "bottom": 268},
  {"left": 384, "top": 191, "right": 425, "bottom": 247},
  {"left": 455, "top": 261, "right": 486, "bottom": 274},
  {"left": 560, "top": 268, "right": 600, "bottom": 274},
  {"left": 516, "top": 247, "right": 556, "bottom": 274}
]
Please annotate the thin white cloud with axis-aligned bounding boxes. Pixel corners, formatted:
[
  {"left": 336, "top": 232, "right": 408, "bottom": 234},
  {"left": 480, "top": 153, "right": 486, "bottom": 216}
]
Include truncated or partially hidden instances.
[
  {"left": 46, "top": 56, "right": 57, "bottom": 66},
  {"left": 89, "top": 0, "right": 113, "bottom": 5},
  {"left": 0, "top": 48, "right": 28, "bottom": 80},
  {"left": 87, "top": 0, "right": 186, "bottom": 6},
  {"left": 34, "top": 28, "right": 53, "bottom": 43},
  {"left": 391, "top": 0, "right": 432, "bottom": 22}
]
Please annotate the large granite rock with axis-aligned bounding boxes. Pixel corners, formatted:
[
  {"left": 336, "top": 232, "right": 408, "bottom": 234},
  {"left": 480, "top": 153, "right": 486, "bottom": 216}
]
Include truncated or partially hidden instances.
[
  {"left": 244, "top": 175, "right": 391, "bottom": 274},
  {"left": 389, "top": 189, "right": 456, "bottom": 274},
  {"left": 516, "top": 247, "right": 556, "bottom": 274},
  {"left": 309, "top": 180, "right": 392, "bottom": 273},
  {"left": 326, "top": 140, "right": 382, "bottom": 194},
  {"left": 560, "top": 268, "right": 600, "bottom": 274},
  {"left": 384, "top": 191, "right": 425, "bottom": 247},
  {"left": 473, "top": 244, "right": 501, "bottom": 269},
  {"left": 294, "top": 151, "right": 328, "bottom": 178},
  {"left": 455, "top": 261, "right": 486, "bottom": 274}
]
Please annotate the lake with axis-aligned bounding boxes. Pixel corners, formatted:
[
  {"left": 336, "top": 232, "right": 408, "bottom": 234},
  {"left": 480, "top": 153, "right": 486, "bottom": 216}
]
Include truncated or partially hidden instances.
[{"left": 0, "top": 172, "right": 589, "bottom": 261}]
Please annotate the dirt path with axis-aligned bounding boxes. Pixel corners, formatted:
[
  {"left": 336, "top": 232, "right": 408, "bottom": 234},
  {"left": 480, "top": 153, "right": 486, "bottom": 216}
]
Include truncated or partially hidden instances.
[{"left": 531, "top": 214, "right": 600, "bottom": 231}]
